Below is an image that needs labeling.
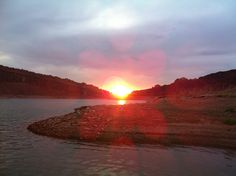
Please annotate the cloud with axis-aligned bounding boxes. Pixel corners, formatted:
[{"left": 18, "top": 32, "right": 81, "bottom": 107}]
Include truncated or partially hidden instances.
[
  {"left": 0, "top": 51, "right": 13, "bottom": 65},
  {"left": 0, "top": 0, "right": 236, "bottom": 89},
  {"left": 0, "top": 51, "right": 10, "bottom": 60},
  {"left": 79, "top": 49, "right": 166, "bottom": 71}
]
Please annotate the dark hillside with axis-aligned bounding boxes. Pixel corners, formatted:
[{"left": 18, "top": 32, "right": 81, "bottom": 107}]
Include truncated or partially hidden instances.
[
  {"left": 0, "top": 65, "right": 111, "bottom": 98},
  {"left": 130, "top": 70, "right": 236, "bottom": 98}
]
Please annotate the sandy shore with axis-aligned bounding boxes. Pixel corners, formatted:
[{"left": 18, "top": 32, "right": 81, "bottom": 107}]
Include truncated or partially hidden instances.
[{"left": 28, "top": 97, "right": 236, "bottom": 149}]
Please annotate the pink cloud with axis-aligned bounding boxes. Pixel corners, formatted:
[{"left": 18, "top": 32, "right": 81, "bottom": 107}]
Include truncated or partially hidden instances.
[
  {"left": 78, "top": 49, "right": 166, "bottom": 74},
  {"left": 78, "top": 49, "right": 166, "bottom": 89}
]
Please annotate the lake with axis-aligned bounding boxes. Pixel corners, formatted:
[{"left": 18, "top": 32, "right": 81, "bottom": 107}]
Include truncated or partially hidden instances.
[{"left": 0, "top": 99, "right": 235, "bottom": 176}]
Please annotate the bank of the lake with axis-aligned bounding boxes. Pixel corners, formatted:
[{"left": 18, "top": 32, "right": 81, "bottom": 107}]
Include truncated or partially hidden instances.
[{"left": 28, "top": 97, "right": 236, "bottom": 149}]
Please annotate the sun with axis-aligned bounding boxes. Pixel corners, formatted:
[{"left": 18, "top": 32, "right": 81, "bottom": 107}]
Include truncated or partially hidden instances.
[
  {"left": 102, "top": 77, "right": 135, "bottom": 99},
  {"left": 110, "top": 85, "right": 132, "bottom": 99}
]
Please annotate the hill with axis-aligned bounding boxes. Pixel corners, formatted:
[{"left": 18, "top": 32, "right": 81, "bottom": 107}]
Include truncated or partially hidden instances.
[
  {"left": 0, "top": 65, "right": 111, "bottom": 98},
  {"left": 129, "top": 70, "right": 236, "bottom": 99}
]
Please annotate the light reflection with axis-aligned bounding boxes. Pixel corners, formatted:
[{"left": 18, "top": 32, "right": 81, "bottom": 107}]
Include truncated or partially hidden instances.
[{"left": 117, "top": 100, "right": 126, "bottom": 105}]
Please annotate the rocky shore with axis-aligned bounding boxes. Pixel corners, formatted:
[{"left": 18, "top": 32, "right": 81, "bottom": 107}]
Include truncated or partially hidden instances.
[{"left": 28, "top": 97, "right": 236, "bottom": 149}]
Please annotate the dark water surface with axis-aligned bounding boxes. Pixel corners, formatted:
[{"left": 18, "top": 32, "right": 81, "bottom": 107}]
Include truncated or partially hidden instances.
[{"left": 0, "top": 99, "right": 235, "bottom": 176}]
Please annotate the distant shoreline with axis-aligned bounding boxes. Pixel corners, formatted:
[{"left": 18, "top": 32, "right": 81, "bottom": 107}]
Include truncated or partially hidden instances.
[
  {"left": 1, "top": 65, "right": 236, "bottom": 101},
  {"left": 0, "top": 95, "right": 117, "bottom": 99},
  {"left": 1, "top": 94, "right": 235, "bottom": 99},
  {"left": 0, "top": 95, "right": 148, "bottom": 100}
]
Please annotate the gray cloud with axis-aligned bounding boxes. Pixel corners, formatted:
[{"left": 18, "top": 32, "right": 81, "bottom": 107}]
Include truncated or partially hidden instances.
[{"left": 0, "top": 0, "right": 236, "bottom": 88}]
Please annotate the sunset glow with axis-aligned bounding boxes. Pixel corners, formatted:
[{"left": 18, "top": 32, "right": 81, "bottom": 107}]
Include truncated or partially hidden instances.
[
  {"left": 110, "top": 85, "right": 132, "bottom": 99},
  {"left": 102, "top": 77, "right": 134, "bottom": 99}
]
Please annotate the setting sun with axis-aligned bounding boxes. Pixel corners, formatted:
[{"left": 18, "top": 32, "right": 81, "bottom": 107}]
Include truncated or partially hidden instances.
[
  {"left": 102, "top": 77, "right": 135, "bottom": 99},
  {"left": 110, "top": 85, "right": 132, "bottom": 99}
]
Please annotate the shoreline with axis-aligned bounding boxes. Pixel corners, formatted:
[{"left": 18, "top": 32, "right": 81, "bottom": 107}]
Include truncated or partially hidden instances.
[
  {"left": 27, "top": 97, "right": 236, "bottom": 149},
  {"left": 0, "top": 96, "right": 115, "bottom": 99},
  {"left": 0, "top": 95, "right": 147, "bottom": 100}
]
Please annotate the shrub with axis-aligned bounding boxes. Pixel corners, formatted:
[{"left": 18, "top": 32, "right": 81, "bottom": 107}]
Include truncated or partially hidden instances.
[
  {"left": 223, "top": 118, "right": 236, "bottom": 125},
  {"left": 224, "top": 108, "right": 235, "bottom": 113}
]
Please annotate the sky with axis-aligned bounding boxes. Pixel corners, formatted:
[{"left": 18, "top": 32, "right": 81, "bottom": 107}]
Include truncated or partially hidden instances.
[{"left": 0, "top": 0, "right": 236, "bottom": 90}]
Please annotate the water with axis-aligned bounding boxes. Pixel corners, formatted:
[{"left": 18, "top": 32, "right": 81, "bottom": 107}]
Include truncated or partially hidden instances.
[{"left": 0, "top": 99, "right": 235, "bottom": 176}]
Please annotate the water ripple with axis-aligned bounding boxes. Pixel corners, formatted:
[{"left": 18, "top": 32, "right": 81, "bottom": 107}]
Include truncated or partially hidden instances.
[{"left": 1, "top": 99, "right": 236, "bottom": 176}]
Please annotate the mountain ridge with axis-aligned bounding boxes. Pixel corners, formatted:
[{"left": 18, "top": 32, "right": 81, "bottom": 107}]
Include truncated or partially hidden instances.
[
  {"left": 0, "top": 65, "right": 111, "bottom": 98},
  {"left": 1, "top": 64, "right": 235, "bottom": 99},
  {"left": 129, "top": 69, "right": 236, "bottom": 98}
]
